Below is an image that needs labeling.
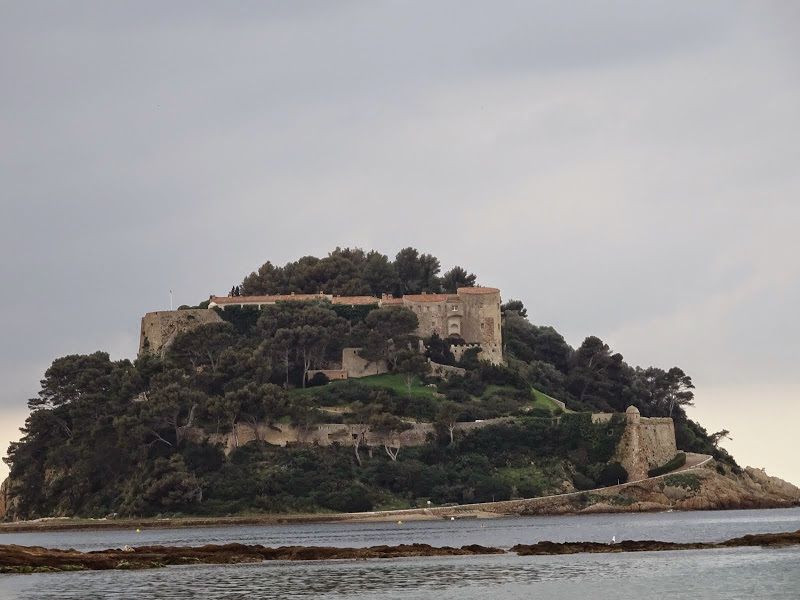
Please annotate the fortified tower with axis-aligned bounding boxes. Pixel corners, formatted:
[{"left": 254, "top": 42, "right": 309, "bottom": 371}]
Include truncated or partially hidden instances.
[
  {"left": 396, "top": 286, "right": 502, "bottom": 364},
  {"left": 455, "top": 287, "right": 502, "bottom": 364},
  {"left": 139, "top": 309, "right": 223, "bottom": 356},
  {"left": 615, "top": 406, "right": 678, "bottom": 481}
]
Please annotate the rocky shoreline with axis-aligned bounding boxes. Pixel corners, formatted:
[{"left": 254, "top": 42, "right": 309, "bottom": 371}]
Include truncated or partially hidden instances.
[
  {"left": 1, "top": 463, "right": 798, "bottom": 534},
  {"left": 2, "top": 530, "right": 799, "bottom": 573}
]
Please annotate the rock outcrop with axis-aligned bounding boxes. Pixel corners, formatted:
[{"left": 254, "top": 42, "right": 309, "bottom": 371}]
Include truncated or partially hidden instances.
[
  {"left": 511, "top": 529, "right": 800, "bottom": 556},
  {"left": 0, "top": 543, "right": 504, "bottom": 573},
  {"left": 4, "top": 530, "right": 800, "bottom": 573},
  {"left": 502, "top": 463, "right": 800, "bottom": 516}
]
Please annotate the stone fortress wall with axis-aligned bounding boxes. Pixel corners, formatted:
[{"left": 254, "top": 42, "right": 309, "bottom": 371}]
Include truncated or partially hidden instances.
[
  {"left": 397, "top": 287, "right": 502, "bottom": 364},
  {"left": 341, "top": 347, "right": 388, "bottom": 378},
  {"left": 306, "top": 348, "right": 389, "bottom": 382},
  {"left": 613, "top": 406, "right": 678, "bottom": 481},
  {"left": 142, "top": 287, "right": 503, "bottom": 366},
  {"left": 139, "top": 289, "right": 501, "bottom": 393},
  {"left": 206, "top": 286, "right": 503, "bottom": 365},
  {"left": 181, "top": 408, "right": 683, "bottom": 502},
  {"left": 192, "top": 419, "right": 504, "bottom": 455},
  {"left": 309, "top": 349, "right": 465, "bottom": 382},
  {"left": 457, "top": 287, "right": 503, "bottom": 364},
  {"left": 139, "top": 309, "right": 223, "bottom": 356},
  {"left": 190, "top": 405, "right": 680, "bottom": 484}
]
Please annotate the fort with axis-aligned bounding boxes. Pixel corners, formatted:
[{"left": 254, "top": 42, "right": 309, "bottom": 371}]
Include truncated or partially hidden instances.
[
  {"left": 140, "top": 286, "right": 503, "bottom": 366},
  {"left": 208, "top": 286, "right": 503, "bottom": 363},
  {"left": 137, "top": 286, "right": 683, "bottom": 482}
]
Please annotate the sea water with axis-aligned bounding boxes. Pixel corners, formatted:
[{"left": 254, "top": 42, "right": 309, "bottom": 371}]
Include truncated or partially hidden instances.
[{"left": 1, "top": 508, "right": 799, "bottom": 599}]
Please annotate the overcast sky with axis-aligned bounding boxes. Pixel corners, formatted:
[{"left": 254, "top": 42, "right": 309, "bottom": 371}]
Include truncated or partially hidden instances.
[{"left": 1, "top": 1, "right": 798, "bottom": 485}]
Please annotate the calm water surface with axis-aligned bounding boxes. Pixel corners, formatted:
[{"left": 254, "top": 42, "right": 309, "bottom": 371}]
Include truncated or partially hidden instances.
[{"left": 1, "top": 508, "right": 799, "bottom": 599}]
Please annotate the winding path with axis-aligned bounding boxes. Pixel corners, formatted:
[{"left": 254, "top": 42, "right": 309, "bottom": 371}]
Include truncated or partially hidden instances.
[{"left": 345, "top": 452, "right": 714, "bottom": 521}]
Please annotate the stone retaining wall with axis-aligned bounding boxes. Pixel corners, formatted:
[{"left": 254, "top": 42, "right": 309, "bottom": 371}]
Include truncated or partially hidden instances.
[{"left": 189, "top": 418, "right": 509, "bottom": 455}]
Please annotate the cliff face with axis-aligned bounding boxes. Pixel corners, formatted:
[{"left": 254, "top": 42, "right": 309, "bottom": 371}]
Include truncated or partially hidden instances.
[{"left": 669, "top": 466, "right": 800, "bottom": 511}]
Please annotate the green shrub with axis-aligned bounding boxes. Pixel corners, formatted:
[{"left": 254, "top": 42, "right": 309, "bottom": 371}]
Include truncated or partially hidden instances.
[
  {"left": 307, "top": 372, "right": 330, "bottom": 387},
  {"left": 316, "top": 483, "right": 374, "bottom": 512},
  {"left": 663, "top": 473, "right": 701, "bottom": 492},
  {"left": 181, "top": 442, "right": 225, "bottom": 475},
  {"left": 648, "top": 452, "right": 687, "bottom": 477},
  {"left": 216, "top": 305, "right": 262, "bottom": 334},
  {"left": 572, "top": 471, "right": 596, "bottom": 490}
]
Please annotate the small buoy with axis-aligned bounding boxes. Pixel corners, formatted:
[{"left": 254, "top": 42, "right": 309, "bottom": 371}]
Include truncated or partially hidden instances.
[
  {"left": 397, "top": 520, "right": 403, "bottom": 525},
  {"left": 450, "top": 517, "right": 455, "bottom": 521},
  {"left": 136, "top": 528, "right": 141, "bottom": 533}
]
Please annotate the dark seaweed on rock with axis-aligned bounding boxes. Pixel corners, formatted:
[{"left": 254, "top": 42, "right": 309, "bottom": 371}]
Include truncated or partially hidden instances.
[{"left": 2, "top": 531, "right": 799, "bottom": 574}]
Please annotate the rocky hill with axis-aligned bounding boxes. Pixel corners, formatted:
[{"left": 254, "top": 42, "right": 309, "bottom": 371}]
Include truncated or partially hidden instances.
[{"left": 3, "top": 247, "right": 793, "bottom": 521}]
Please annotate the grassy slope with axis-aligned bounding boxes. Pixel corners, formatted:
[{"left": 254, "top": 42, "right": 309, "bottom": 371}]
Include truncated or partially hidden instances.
[
  {"left": 348, "top": 373, "right": 438, "bottom": 398},
  {"left": 293, "top": 375, "right": 569, "bottom": 418},
  {"left": 530, "top": 387, "right": 566, "bottom": 412},
  {"left": 291, "top": 373, "right": 438, "bottom": 400}
]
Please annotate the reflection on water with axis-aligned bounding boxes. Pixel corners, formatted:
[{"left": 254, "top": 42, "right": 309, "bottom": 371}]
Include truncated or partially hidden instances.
[{"left": 2, "top": 548, "right": 800, "bottom": 600}]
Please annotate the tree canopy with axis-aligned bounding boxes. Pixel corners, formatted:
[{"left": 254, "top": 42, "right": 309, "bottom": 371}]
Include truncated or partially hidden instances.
[{"left": 240, "top": 247, "right": 477, "bottom": 297}]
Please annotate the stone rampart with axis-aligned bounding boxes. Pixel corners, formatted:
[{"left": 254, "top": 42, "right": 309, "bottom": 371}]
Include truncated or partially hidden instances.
[
  {"left": 192, "top": 418, "right": 508, "bottom": 455},
  {"left": 428, "top": 361, "right": 466, "bottom": 378},
  {"left": 639, "top": 417, "right": 678, "bottom": 468},
  {"left": 614, "top": 407, "right": 678, "bottom": 481},
  {"left": 139, "top": 309, "right": 223, "bottom": 356},
  {"left": 451, "top": 344, "right": 480, "bottom": 362},
  {"left": 341, "top": 348, "right": 388, "bottom": 378},
  {"left": 591, "top": 413, "right": 614, "bottom": 423},
  {"left": 187, "top": 408, "right": 678, "bottom": 478},
  {"left": 307, "top": 369, "right": 348, "bottom": 382}
]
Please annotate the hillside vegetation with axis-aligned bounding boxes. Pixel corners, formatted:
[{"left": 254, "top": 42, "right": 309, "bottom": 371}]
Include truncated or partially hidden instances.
[{"left": 2, "top": 247, "right": 735, "bottom": 520}]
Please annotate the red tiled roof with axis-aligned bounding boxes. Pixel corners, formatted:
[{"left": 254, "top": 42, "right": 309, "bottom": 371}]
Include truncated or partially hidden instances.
[
  {"left": 332, "top": 296, "right": 380, "bottom": 305},
  {"left": 209, "top": 286, "right": 499, "bottom": 306},
  {"left": 210, "top": 294, "right": 327, "bottom": 305},
  {"left": 402, "top": 294, "right": 450, "bottom": 303},
  {"left": 457, "top": 286, "right": 500, "bottom": 295}
]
